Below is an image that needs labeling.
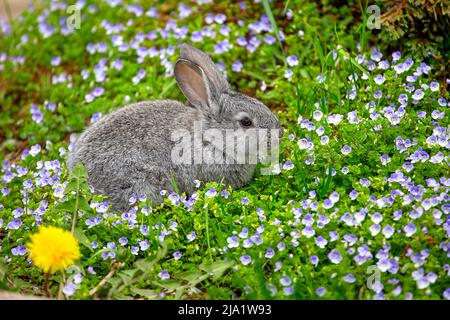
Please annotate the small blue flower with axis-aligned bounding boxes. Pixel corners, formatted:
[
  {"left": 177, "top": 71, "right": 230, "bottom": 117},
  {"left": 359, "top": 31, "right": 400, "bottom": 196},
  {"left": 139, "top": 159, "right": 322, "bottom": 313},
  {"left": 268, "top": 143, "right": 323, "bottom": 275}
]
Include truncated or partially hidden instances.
[
  {"left": 205, "top": 187, "right": 217, "bottom": 198},
  {"left": 240, "top": 255, "right": 252, "bottom": 266},
  {"left": 315, "top": 236, "right": 328, "bottom": 248},
  {"left": 232, "top": 60, "right": 243, "bottom": 72},
  {"left": 277, "top": 241, "right": 286, "bottom": 251},
  {"left": 63, "top": 282, "right": 77, "bottom": 297},
  {"left": 329, "top": 191, "right": 340, "bottom": 203},
  {"left": 87, "top": 266, "right": 96, "bottom": 275},
  {"left": 7, "top": 218, "right": 22, "bottom": 230},
  {"left": 129, "top": 193, "right": 137, "bottom": 204},
  {"left": 283, "top": 286, "right": 294, "bottom": 296},
  {"left": 140, "top": 225, "right": 149, "bottom": 236},
  {"left": 279, "top": 276, "right": 291, "bottom": 286},
  {"left": 118, "top": 237, "right": 128, "bottom": 246},
  {"left": 316, "top": 73, "right": 326, "bottom": 83},
  {"left": 264, "top": 35, "right": 276, "bottom": 45},
  {"left": 51, "top": 56, "right": 61, "bottom": 66},
  {"left": 1, "top": 186, "right": 10, "bottom": 196},
  {"left": 265, "top": 248, "right": 275, "bottom": 259},
  {"left": 284, "top": 68, "right": 293, "bottom": 80},
  {"left": 316, "top": 287, "right": 326, "bottom": 297},
  {"left": 310, "top": 255, "right": 319, "bottom": 266},
  {"left": 341, "top": 145, "right": 352, "bottom": 155},
  {"left": 328, "top": 249, "right": 343, "bottom": 264},
  {"left": 11, "top": 245, "right": 27, "bottom": 256},
  {"left": 139, "top": 239, "right": 149, "bottom": 251},
  {"left": 404, "top": 222, "right": 417, "bottom": 237},
  {"left": 73, "top": 273, "right": 83, "bottom": 285},
  {"left": 437, "top": 98, "right": 446, "bottom": 106},
  {"left": 374, "top": 90, "right": 383, "bottom": 99},
  {"left": 282, "top": 160, "right": 294, "bottom": 171},
  {"left": 392, "top": 51, "right": 401, "bottom": 61},
  {"left": 130, "top": 246, "right": 139, "bottom": 255},
  {"left": 173, "top": 251, "right": 182, "bottom": 260},
  {"left": 382, "top": 225, "right": 394, "bottom": 238},
  {"left": 85, "top": 216, "right": 101, "bottom": 228},
  {"left": 412, "top": 89, "right": 425, "bottom": 100},
  {"left": 221, "top": 189, "right": 230, "bottom": 198},
  {"left": 359, "top": 178, "right": 371, "bottom": 188},
  {"left": 158, "top": 270, "right": 170, "bottom": 280},
  {"left": 374, "top": 74, "right": 385, "bottom": 85},
  {"left": 302, "top": 226, "right": 315, "bottom": 238},
  {"left": 168, "top": 192, "right": 180, "bottom": 205},
  {"left": 227, "top": 236, "right": 239, "bottom": 248},
  {"left": 106, "top": 242, "right": 117, "bottom": 250},
  {"left": 343, "top": 273, "right": 356, "bottom": 283},
  {"left": 329, "top": 231, "right": 339, "bottom": 241},
  {"left": 238, "top": 228, "right": 249, "bottom": 239},
  {"left": 443, "top": 288, "right": 450, "bottom": 300},
  {"left": 322, "top": 199, "right": 334, "bottom": 209},
  {"left": 286, "top": 55, "right": 298, "bottom": 67},
  {"left": 187, "top": 231, "right": 197, "bottom": 241}
]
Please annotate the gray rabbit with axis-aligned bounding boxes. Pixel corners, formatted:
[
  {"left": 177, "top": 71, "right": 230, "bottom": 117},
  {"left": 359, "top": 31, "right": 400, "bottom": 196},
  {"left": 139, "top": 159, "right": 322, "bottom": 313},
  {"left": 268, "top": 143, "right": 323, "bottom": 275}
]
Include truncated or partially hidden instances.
[{"left": 68, "top": 43, "right": 281, "bottom": 211}]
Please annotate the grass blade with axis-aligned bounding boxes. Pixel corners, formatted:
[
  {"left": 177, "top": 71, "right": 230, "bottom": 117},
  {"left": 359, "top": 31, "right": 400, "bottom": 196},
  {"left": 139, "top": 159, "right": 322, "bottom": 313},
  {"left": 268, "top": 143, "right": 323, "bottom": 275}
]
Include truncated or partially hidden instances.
[{"left": 261, "top": 0, "right": 287, "bottom": 66}]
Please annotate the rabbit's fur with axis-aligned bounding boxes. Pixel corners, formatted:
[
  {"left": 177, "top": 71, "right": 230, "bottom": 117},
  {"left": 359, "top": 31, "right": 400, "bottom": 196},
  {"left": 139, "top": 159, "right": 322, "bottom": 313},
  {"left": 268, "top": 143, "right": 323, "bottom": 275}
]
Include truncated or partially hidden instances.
[{"left": 68, "top": 44, "right": 281, "bottom": 211}]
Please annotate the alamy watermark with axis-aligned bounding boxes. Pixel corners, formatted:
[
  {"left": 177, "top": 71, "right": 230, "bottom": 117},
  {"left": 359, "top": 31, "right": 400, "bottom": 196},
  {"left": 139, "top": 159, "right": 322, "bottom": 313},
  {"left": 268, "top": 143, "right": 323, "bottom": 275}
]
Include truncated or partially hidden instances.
[
  {"left": 367, "top": 4, "right": 381, "bottom": 30},
  {"left": 66, "top": 5, "right": 81, "bottom": 30},
  {"left": 366, "top": 265, "right": 382, "bottom": 291},
  {"left": 170, "top": 121, "right": 280, "bottom": 175}
]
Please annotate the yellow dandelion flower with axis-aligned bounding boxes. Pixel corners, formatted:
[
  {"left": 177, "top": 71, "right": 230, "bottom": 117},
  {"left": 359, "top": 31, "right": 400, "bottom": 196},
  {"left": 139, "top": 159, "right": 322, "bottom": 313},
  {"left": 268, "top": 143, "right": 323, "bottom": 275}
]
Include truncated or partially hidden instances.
[{"left": 27, "top": 226, "right": 80, "bottom": 274}]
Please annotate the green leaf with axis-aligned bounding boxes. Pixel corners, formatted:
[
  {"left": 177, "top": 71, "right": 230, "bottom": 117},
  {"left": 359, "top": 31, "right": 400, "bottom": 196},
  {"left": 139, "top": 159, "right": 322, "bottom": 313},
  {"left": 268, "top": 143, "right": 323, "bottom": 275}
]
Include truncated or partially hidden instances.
[
  {"left": 64, "top": 179, "right": 80, "bottom": 195},
  {"left": 199, "top": 260, "right": 234, "bottom": 280},
  {"left": 53, "top": 199, "right": 77, "bottom": 213},
  {"left": 134, "top": 259, "right": 152, "bottom": 273},
  {"left": 65, "top": 161, "right": 89, "bottom": 194},
  {"left": 73, "top": 227, "right": 92, "bottom": 251},
  {"left": 154, "top": 280, "right": 185, "bottom": 290},
  {"left": 77, "top": 196, "right": 93, "bottom": 213},
  {"left": 177, "top": 271, "right": 209, "bottom": 286},
  {"left": 261, "top": 0, "right": 287, "bottom": 65},
  {"left": 113, "top": 294, "right": 134, "bottom": 300},
  {"left": 118, "top": 273, "right": 133, "bottom": 286},
  {"left": 313, "top": 35, "right": 325, "bottom": 68},
  {"left": 159, "top": 78, "right": 177, "bottom": 99},
  {"left": 130, "top": 287, "right": 158, "bottom": 299},
  {"left": 71, "top": 161, "right": 88, "bottom": 180},
  {"left": 106, "top": 277, "right": 122, "bottom": 293},
  {"left": 246, "top": 70, "right": 271, "bottom": 83},
  {"left": 121, "top": 269, "right": 138, "bottom": 280}
]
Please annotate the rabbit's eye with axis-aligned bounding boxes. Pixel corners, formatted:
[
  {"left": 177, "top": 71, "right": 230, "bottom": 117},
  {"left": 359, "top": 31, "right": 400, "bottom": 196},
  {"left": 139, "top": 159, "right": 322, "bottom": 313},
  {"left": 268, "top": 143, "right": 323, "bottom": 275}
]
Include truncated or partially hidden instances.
[{"left": 239, "top": 117, "right": 253, "bottom": 128}]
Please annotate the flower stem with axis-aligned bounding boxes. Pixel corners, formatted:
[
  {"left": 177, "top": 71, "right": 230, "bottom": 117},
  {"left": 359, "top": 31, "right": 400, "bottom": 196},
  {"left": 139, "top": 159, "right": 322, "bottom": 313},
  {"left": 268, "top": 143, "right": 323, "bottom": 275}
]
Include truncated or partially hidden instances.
[
  {"left": 43, "top": 272, "right": 52, "bottom": 298},
  {"left": 204, "top": 206, "right": 213, "bottom": 262},
  {"left": 57, "top": 271, "right": 65, "bottom": 300},
  {"left": 91, "top": 261, "right": 122, "bottom": 298},
  {"left": 71, "top": 187, "right": 80, "bottom": 234}
]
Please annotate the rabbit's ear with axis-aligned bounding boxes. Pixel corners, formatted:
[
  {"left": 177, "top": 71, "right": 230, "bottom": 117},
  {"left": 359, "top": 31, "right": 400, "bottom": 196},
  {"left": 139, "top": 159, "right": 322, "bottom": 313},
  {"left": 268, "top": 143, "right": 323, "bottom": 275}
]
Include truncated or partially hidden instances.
[
  {"left": 175, "top": 58, "right": 221, "bottom": 117},
  {"left": 174, "top": 59, "right": 209, "bottom": 107},
  {"left": 179, "top": 43, "right": 229, "bottom": 95}
]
